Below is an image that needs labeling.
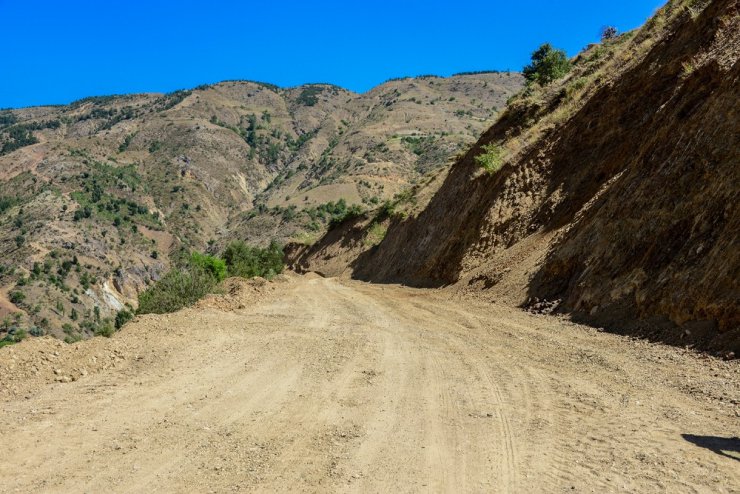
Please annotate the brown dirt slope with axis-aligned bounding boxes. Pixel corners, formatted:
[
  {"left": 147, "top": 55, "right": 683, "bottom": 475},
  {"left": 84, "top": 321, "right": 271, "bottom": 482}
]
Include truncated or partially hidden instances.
[
  {"left": 0, "top": 275, "right": 737, "bottom": 492},
  {"left": 302, "top": 0, "right": 739, "bottom": 352}
]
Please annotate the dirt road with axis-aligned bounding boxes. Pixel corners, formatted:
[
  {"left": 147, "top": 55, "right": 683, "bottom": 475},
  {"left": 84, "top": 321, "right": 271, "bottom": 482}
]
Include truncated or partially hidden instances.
[{"left": 0, "top": 275, "right": 738, "bottom": 493}]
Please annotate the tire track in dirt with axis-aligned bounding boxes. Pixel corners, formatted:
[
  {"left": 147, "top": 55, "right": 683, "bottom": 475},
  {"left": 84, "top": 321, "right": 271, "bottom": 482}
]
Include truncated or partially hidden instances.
[{"left": 336, "top": 282, "right": 524, "bottom": 492}]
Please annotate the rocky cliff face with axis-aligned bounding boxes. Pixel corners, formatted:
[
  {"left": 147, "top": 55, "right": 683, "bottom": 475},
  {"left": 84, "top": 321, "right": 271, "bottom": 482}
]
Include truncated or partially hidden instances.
[
  {"left": 341, "top": 0, "right": 738, "bottom": 352},
  {"left": 530, "top": 1, "right": 739, "bottom": 348}
]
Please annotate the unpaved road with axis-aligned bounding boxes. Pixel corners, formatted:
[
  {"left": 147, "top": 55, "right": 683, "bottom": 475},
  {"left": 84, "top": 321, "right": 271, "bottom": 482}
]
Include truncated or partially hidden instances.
[{"left": 0, "top": 275, "right": 738, "bottom": 493}]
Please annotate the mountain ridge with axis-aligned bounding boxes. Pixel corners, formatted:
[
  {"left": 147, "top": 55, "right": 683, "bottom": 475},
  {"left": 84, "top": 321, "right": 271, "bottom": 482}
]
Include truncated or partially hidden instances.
[{"left": 0, "top": 72, "right": 524, "bottom": 340}]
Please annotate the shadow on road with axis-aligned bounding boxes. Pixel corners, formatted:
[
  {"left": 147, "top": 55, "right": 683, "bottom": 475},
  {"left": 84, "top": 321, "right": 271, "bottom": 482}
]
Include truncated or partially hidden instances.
[{"left": 682, "top": 434, "right": 740, "bottom": 462}]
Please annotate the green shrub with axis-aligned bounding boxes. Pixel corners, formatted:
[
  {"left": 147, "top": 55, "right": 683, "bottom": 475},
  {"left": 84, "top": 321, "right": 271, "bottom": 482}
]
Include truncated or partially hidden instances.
[
  {"left": 73, "top": 206, "right": 93, "bottom": 221},
  {"left": 9, "top": 291, "right": 25, "bottom": 305},
  {"left": 306, "top": 198, "right": 364, "bottom": 229},
  {"left": 523, "top": 43, "right": 571, "bottom": 85},
  {"left": 0, "top": 125, "right": 38, "bottom": 156},
  {"left": 0, "top": 111, "right": 18, "bottom": 128},
  {"left": 189, "top": 252, "right": 227, "bottom": 282},
  {"left": 281, "top": 205, "right": 297, "bottom": 222},
  {"left": 364, "top": 222, "right": 388, "bottom": 247},
  {"left": 137, "top": 267, "right": 217, "bottom": 314},
  {"left": 114, "top": 309, "right": 134, "bottom": 329},
  {"left": 0, "top": 196, "right": 17, "bottom": 214},
  {"left": 328, "top": 204, "right": 364, "bottom": 229},
  {"left": 137, "top": 243, "right": 283, "bottom": 315},
  {"left": 64, "top": 333, "right": 82, "bottom": 344},
  {"left": 377, "top": 200, "right": 397, "bottom": 220},
  {"left": 94, "top": 320, "right": 115, "bottom": 337},
  {"left": 222, "top": 241, "right": 284, "bottom": 279},
  {"left": 475, "top": 143, "right": 505, "bottom": 173},
  {"left": 600, "top": 26, "right": 618, "bottom": 41},
  {"left": 118, "top": 133, "right": 136, "bottom": 152},
  {"left": 375, "top": 189, "right": 415, "bottom": 221},
  {"left": 0, "top": 327, "right": 28, "bottom": 347}
]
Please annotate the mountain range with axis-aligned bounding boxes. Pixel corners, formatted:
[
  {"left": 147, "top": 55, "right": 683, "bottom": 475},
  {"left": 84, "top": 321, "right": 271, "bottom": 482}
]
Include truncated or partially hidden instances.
[{"left": 0, "top": 72, "right": 523, "bottom": 338}]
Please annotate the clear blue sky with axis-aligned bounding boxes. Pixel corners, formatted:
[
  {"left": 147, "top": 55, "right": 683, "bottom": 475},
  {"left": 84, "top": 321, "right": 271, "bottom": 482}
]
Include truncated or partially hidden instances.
[{"left": 1, "top": 0, "right": 663, "bottom": 108}]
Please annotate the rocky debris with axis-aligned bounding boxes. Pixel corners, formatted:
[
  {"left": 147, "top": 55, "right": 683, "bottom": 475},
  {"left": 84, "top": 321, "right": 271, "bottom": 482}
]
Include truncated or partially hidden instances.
[
  {"left": 525, "top": 297, "right": 562, "bottom": 315},
  {"left": 0, "top": 334, "right": 146, "bottom": 398},
  {"left": 468, "top": 273, "right": 503, "bottom": 289}
]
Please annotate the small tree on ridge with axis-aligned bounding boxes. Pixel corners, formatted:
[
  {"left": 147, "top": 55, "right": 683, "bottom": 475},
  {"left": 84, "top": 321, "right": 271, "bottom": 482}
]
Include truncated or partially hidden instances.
[{"left": 522, "top": 43, "right": 571, "bottom": 86}]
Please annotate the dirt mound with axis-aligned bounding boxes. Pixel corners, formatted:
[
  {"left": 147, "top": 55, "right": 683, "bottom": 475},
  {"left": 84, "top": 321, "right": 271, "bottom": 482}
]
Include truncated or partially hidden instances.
[
  {"left": 194, "top": 276, "right": 280, "bottom": 311},
  {"left": 0, "top": 334, "right": 141, "bottom": 400},
  {"left": 0, "top": 276, "right": 290, "bottom": 399}
]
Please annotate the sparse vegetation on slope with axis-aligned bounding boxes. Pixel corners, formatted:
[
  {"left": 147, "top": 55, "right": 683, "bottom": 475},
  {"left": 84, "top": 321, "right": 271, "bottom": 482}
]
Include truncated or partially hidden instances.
[
  {"left": 137, "top": 264, "right": 219, "bottom": 315},
  {"left": 222, "top": 241, "right": 284, "bottom": 279},
  {"left": 138, "top": 243, "right": 284, "bottom": 314},
  {"left": 474, "top": 143, "right": 504, "bottom": 173},
  {"left": 0, "top": 68, "right": 522, "bottom": 342}
]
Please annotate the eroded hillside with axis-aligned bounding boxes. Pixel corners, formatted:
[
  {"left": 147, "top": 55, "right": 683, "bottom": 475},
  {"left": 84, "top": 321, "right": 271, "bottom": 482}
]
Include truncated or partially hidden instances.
[{"left": 290, "top": 0, "right": 739, "bottom": 353}]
